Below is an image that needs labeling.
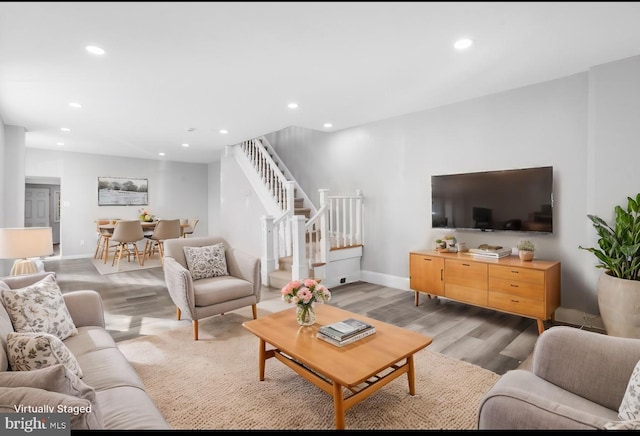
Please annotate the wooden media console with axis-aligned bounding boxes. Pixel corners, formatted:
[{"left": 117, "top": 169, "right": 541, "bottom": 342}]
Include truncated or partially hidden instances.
[{"left": 409, "top": 250, "right": 561, "bottom": 334}]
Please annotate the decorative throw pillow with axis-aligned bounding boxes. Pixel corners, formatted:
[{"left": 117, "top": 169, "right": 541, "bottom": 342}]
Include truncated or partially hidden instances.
[
  {"left": 604, "top": 420, "right": 640, "bottom": 430},
  {"left": 0, "top": 386, "right": 102, "bottom": 429},
  {"left": 1, "top": 274, "right": 77, "bottom": 341},
  {"left": 6, "top": 332, "right": 83, "bottom": 378},
  {"left": 183, "top": 243, "right": 229, "bottom": 280},
  {"left": 619, "top": 359, "right": 640, "bottom": 420}
]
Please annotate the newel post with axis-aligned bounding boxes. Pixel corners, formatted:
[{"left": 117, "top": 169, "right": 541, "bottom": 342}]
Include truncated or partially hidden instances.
[
  {"left": 261, "top": 215, "right": 275, "bottom": 286},
  {"left": 291, "top": 215, "right": 308, "bottom": 280},
  {"left": 355, "top": 189, "right": 363, "bottom": 245},
  {"left": 319, "top": 188, "right": 330, "bottom": 265}
]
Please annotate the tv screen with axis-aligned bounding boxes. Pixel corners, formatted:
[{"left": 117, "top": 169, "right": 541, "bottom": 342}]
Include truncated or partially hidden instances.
[{"left": 431, "top": 166, "right": 553, "bottom": 233}]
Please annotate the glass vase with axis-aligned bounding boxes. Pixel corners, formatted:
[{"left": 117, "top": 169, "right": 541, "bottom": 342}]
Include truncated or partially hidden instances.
[{"left": 296, "top": 304, "right": 316, "bottom": 326}]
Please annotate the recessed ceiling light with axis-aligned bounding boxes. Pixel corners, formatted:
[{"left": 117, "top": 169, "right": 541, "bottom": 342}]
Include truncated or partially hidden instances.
[
  {"left": 56, "top": 142, "right": 64, "bottom": 146},
  {"left": 85, "top": 45, "right": 105, "bottom": 55},
  {"left": 60, "top": 127, "right": 71, "bottom": 132},
  {"left": 454, "top": 38, "right": 473, "bottom": 50},
  {"left": 287, "top": 103, "right": 299, "bottom": 109},
  {"left": 323, "top": 123, "right": 333, "bottom": 128},
  {"left": 182, "top": 143, "right": 189, "bottom": 147},
  {"left": 68, "top": 102, "right": 82, "bottom": 108},
  {"left": 158, "top": 152, "right": 165, "bottom": 156},
  {"left": 219, "top": 129, "right": 228, "bottom": 134}
]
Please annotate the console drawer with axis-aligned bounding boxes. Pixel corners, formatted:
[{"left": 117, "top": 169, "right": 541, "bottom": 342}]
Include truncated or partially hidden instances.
[
  {"left": 488, "top": 291, "right": 544, "bottom": 318},
  {"left": 489, "top": 265, "right": 544, "bottom": 284},
  {"left": 489, "top": 277, "right": 544, "bottom": 300}
]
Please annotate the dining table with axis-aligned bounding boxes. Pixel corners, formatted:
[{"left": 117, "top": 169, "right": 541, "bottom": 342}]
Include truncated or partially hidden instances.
[{"left": 97, "top": 220, "right": 189, "bottom": 264}]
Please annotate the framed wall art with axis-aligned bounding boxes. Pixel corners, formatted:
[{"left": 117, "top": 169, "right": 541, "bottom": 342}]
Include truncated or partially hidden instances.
[{"left": 98, "top": 176, "right": 148, "bottom": 206}]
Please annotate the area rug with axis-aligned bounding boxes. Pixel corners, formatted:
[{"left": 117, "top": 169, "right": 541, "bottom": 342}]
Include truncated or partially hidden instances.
[
  {"left": 117, "top": 312, "right": 501, "bottom": 430},
  {"left": 89, "top": 256, "right": 162, "bottom": 275}
]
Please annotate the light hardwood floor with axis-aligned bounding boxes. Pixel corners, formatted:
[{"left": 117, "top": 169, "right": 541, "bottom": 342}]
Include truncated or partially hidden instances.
[{"left": 43, "top": 257, "right": 553, "bottom": 375}]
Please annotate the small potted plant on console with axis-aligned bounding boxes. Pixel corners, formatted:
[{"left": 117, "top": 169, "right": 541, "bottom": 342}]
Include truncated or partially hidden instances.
[{"left": 517, "top": 240, "right": 535, "bottom": 261}]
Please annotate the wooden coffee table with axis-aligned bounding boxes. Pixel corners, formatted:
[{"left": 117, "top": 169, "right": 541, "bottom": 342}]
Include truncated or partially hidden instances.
[{"left": 242, "top": 304, "right": 433, "bottom": 429}]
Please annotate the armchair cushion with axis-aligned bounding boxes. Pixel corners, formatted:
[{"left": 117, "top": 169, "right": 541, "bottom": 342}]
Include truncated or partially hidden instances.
[
  {"left": 183, "top": 243, "right": 228, "bottom": 280},
  {"left": 1, "top": 274, "right": 77, "bottom": 341},
  {"left": 193, "top": 276, "right": 255, "bottom": 307}
]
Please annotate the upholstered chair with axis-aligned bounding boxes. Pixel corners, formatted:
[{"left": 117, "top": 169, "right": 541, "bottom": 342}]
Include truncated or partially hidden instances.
[
  {"left": 163, "top": 236, "right": 261, "bottom": 340},
  {"left": 143, "top": 219, "right": 181, "bottom": 265},
  {"left": 181, "top": 218, "right": 199, "bottom": 238},
  {"left": 110, "top": 220, "right": 144, "bottom": 271}
]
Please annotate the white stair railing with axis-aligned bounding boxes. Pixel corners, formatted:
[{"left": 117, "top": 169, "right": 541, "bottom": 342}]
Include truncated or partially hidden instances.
[{"left": 233, "top": 136, "right": 363, "bottom": 285}]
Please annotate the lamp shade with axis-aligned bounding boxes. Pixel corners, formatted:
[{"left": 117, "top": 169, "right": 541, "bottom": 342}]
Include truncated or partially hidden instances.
[{"left": 0, "top": 227, "right": 54, "bottom": 259}]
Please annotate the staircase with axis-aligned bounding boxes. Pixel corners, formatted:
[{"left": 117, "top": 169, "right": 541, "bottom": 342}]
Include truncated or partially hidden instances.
[{"left": 228, "top": 136, "right": 364, "bottom": 289}]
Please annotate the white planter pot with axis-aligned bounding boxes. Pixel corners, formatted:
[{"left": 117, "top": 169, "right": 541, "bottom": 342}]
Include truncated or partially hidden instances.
[{"left": 598, "top": 270, "right": 640, "bottom": 338}]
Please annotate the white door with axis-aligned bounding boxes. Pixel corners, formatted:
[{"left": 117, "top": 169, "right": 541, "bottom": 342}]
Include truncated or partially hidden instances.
[{"left": 25, "top": 188, "right": 50, "bottom": 227}]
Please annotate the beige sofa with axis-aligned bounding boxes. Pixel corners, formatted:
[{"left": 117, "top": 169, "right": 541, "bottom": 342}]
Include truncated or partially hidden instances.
[
  {"left": 0, "top": 271, "right": 169, "bottom": 429},
  {"left": 478, "top": 326, "right": 640, "bottom": 429}
]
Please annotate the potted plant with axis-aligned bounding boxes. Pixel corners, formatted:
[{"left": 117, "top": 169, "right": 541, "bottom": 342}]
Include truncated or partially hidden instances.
[
  {"left": 444, "top": 234, "right": 457, "bottom": 252},
  {"left": 517, "top": 240, "right": 535, "bottom": 261},
  {"left": 579, "top": 193, "right": 640, "bottom": 337},
  {"left": 435, "top": 239, "right": 447, "bottom": 251}
]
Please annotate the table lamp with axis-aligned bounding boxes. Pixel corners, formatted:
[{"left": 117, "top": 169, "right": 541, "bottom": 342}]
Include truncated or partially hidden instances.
[{"left": 0, "top": 227, "right": 53, "bottom": 276}]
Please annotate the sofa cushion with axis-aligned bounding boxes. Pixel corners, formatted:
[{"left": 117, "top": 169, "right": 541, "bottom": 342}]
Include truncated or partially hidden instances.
[
  {"left": 96, "top": 386, "right": 169, "bottom": 429},
  {"left": 0, "top": 363, "right": 101, "bottom": 424},
  {"left": 183, "top": 243, "right": 228, "bottom": 280},
  {"left": 1, "top": 274, "right": 77, "bottom": 340},
  {"left": 0, "top": 386, "right": 102, "bottom": 429},
  {"left": 7, "top": 332, "right": 83, "bottom": 378},
  {"left": 74, "top": 347, "right": 145, "bottom": 392}
]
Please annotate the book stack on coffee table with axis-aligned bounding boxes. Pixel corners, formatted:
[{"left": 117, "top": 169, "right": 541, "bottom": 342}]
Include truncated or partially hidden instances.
[{"left": 317, "top": 317, "right": 376, "bottom": 347}]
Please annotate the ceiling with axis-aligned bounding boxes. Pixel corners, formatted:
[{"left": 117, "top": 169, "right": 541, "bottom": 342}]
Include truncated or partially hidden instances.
[{"left": 2, "top": 2, "right": 640, "bottom": 164}]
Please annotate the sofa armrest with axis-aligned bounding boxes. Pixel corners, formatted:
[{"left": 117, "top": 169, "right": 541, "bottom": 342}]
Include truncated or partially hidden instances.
[
  {"left": 533, "top": 326, "right": 640, "bottom": 411},
  {"left": 0, "top": 271, "right": 56, "bottom": 289},
  {"left": 62, "top": 290, "right": 105, "bottom": 328},
  {"left": 226, "top": 248, "right": 261, "bottom": 300},
  {"left": 163, "top": 257, "right": 196, "bottom": 318}
]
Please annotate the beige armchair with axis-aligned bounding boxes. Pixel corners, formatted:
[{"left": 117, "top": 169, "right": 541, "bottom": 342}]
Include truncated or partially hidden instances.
[
  {"left": 478, "top": 326, "right": 640, "bottom": 429},
  {"left": 163, "top": 236, "right": 261, "bottom": 340}
]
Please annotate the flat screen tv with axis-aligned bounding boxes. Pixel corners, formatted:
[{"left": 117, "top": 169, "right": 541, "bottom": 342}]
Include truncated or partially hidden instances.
[{"left": 431, "top": 166, "right": 553, "bottom": 234}]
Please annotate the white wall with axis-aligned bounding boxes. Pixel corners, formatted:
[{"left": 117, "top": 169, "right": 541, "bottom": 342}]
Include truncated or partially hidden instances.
[
  {"left": 24, "top": 149, "right": 210, "bottom": 258},
  {"left": 219, "top": 151, "right": 267, "bottom": 257},
  {"left": 268, "top": 72, "right": 593, "bottom": 317},
  {"left": 0, "top": 117, "right": 6, "bottom": 275},
  {"left": 4, "top": 125, "right": 26, "bottom": 227}
]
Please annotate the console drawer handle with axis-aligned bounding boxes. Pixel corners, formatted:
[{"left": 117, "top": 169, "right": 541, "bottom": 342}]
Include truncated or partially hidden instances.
[
  {"left": 511, "top": 299, "right": 520, "bottom": 303},
  {"left": 462, "top": 263, "right": 470, "bottom": 267},
  {"left": 424, "top": 258, "right": 432, "bottom": 262},
  {"left": 510, "top": 284, "right": 519, "bottom": 288},
  {"left": 511, "top": 270, "right": 520, "bottom": 274}
]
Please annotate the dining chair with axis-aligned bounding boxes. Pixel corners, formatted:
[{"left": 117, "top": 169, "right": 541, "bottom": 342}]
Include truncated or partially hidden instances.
[
  {"left": 95, "top": 218, "right": 120, "bottom": 263},
  {"left": 143, "top": 219, "right": 181, "bottom": 265},
  {"left": 94, "top": 219, "right": 112, "bottom": 260},
  {"left": 110, "top": 220, "right": 144, "bottom": 271},
  {"left": 181, "top": 218, "right": 199, "bottom": 238}
]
